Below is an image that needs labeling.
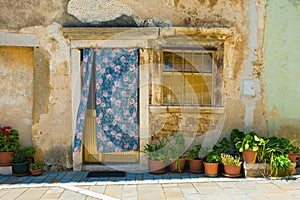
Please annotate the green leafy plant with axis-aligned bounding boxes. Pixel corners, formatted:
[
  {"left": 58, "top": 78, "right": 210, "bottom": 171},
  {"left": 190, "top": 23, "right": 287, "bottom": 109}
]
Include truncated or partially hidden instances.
[
  {"left": 213, "top": 137, "right": 231, "bottom": 155},
  {"left": 234, "top": 131, "right": 261, "bottom": 152},
  {"left": 166, "top": 132, "right": 187, "bottom": 172},
  {"left": 205, "top": 150, "right": 221, "bottom": 163},
  {"left": 186, "top": 144, "right": 202, "bottom": 160},
  {"left": 221, "top": 153, "right": 242, "bottom": 167},
  {"left": 0, "top": 126, "right": 20, "bottom": 152},
  {"left": 230, "top": 129, "right": 245, "bottom": 156},
  {"left": 12, "top": 150, "right": 27, "bottom": 164},
  {"left": 142, "top": 138, "right": 167, "bottom": 161},
  {"left": 287, "top": 140, "right": 300, "bottom": 153},
  {"left": 270, "top": 154, "right": 291, "bottom": 178},
  {"left": 198, "top": 145, "right": 211, "bottom": 159},
  {"left": 12, "top": 146, "right": 36, "bottom": 164},
  {"left": 261, "top": 136, "right": 299, "bottom": 162},
  {"left": 30, "top": 163, "right": 42, "bottom": 170},
  {"left": 256, "top": 136, "right": 269, "bottom": 163},
  {"left": 166, "top": 133, "right": 186, "bottom": 160}
]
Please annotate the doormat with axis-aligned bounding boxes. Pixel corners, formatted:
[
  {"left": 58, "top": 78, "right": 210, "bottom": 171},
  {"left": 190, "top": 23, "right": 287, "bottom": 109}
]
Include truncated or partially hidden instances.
[{"left": 86, "top": 171, "right": 126, "bottom": 178}]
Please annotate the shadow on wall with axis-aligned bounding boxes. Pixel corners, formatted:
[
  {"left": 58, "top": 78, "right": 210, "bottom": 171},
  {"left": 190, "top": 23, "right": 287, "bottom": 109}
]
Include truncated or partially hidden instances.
[
  {"left": 63, "top": 14, "right": 138, "bottom": 27},
  {"left": 44, "top": 144, "right": 73, "bottom": 171}
]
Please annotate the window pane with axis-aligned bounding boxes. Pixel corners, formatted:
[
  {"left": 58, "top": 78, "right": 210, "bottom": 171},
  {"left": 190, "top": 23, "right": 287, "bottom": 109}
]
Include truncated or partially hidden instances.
[
  {"left": 163, "top": 52, "right": 173, "bottom": 71},
  {"left": 162, "top": 74, "right": 181, "bottom": 104},
  {"left": 193, "top": 53, "right": 212, "bottom": 73},
  {"left": 173, "top": 52, "right": 183, "bottom": 71},
  {"left": 162, "top": 51, "right": 214, "bottom": 106},
  {"left": 185, "top": 74, "right": 211, "bottom": 105},
  {"left": 184, "top": 52, "right": 193, "bottom": 72}
]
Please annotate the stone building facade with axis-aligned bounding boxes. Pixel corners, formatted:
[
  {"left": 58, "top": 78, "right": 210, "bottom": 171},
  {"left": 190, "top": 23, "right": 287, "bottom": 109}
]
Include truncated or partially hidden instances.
[{"left": 0, "top": 0, "right": 299, "bottom": 171}]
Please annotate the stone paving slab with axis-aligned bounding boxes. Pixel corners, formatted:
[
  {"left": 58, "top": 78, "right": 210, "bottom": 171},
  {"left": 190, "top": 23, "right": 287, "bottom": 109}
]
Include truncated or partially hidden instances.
[{"left": 0, "top": 171, "right": 299, "bottom": 200}]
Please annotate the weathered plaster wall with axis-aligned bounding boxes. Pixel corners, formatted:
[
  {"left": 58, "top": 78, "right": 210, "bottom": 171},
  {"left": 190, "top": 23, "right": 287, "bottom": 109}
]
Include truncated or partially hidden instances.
[
  {"left": 0, "top": 0, "right": 76, "bottom": 30},
  {"left": 29, "top": 24, "right": 72, "bottom": 170},
  {"left": 0, "top": 0, "right": 268, "bottom": 170},
  {"left": 0, "top": 46, "right": 34, "bottom": 147},
  {"left": 264, "top": 0, "right": 300, "bottom": 143}
]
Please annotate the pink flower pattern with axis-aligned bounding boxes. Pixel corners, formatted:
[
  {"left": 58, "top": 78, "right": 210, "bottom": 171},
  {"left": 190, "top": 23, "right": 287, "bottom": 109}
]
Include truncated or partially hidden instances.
[
  {"left": 95, "top": 49, "right": 138, "bottom": 152},
  {"left": 74, "top": 49, "right": 139, "bottom": 153}
]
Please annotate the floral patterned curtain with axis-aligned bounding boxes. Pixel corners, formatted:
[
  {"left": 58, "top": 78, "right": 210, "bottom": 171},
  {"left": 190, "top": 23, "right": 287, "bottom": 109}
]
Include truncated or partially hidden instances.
[
  {"left": 95, "top": 49, "right": 139, "bottom": 152},
  {"left": 73, "top": 49, "right": 94, "bottom": 153}
]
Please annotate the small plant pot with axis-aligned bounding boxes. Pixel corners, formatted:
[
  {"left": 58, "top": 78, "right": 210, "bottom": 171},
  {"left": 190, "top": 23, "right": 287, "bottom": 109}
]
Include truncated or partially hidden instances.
[
  {"left": 242, "top": 150, "right": 257, "bottom": 163},
  {"left": 223, "top": 164, "right": 241, "bottom": 175},
  {"left": 204, "top": 162, "right": 219, "bottom": 177},
  {"left": 188, "top": 159, "right": 204, "bottom": 173},
  {"left": 288, "top": 153, "right": 298, "bottom": 163},
  {"left": 30, "top": 168, "right": 43, "bottom": 176},
  {"left": 148, "top": 160, "right": 166, "bottom": 174},
  {"left": 169, "top": 158, "right": 186, "bottom": 173}
]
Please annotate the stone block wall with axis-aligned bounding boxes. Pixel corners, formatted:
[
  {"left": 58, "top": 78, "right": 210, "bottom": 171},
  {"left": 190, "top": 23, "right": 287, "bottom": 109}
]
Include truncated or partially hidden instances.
[{"left": 150, "top": 107, "right": 224, "bottom": 138}]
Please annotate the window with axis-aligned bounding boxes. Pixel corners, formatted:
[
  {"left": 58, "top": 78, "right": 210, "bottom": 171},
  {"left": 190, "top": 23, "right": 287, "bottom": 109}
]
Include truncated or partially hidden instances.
[{"left": 162, "top": 50, "right": 215, "bottom": 106}]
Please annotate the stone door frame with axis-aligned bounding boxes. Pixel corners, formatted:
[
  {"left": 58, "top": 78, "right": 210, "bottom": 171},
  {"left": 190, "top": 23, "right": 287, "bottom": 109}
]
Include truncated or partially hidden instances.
[{"left": 63, "top": 27, "right": 236, "bottom": 171}]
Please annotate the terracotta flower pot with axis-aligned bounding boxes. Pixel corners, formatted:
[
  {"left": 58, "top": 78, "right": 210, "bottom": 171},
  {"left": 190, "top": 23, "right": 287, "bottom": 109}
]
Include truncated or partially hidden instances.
[
  {"left": 148, "top": 160, "right": 166, "bottom": 174},
  {"left": 30, "top": 168, "right": 43, "bottom": 176},
  {"left": 169, "top": 158, "right": 186, "bottom": 173},
  {"left": 288, "top": 153, "right": 298, "bottom": 163},
  {"left": 223, "top": 164, "right": 241, "bottom": 175},
  {"left": 188, "top": 159, "right": 204, "bottom": 173},
  {"left": 0, "top": 152, "right": 14, "bottom": 166},
  {"left": 242, "top": 150, "right": 257, "bottom": 163},
  {"left": 204, "top": 162, "right": 219, "bottom": 176}
]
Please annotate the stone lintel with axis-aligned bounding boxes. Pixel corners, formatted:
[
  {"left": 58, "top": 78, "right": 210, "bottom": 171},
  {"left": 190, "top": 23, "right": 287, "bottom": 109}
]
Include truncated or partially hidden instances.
[
  {"left": 0, "top": 31, "right": 38, "bottom": 47},
  {"left": 159, "top": 27, "right": 236, "bottom": 39},
  {"left": 62, "top": 27, "right": 235, "bottom": 42},
  {"left": 70, "top": 39, "right": 150, "bottom": 49},
  {"left": 62, "top": 27, "right": 159, "bottom": 40}
]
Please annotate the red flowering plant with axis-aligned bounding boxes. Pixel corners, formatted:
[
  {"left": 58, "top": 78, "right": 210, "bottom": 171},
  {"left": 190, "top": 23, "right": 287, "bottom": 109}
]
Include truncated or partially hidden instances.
[{"left": 0, "top": 126, "right": 20, "bottom": 152}]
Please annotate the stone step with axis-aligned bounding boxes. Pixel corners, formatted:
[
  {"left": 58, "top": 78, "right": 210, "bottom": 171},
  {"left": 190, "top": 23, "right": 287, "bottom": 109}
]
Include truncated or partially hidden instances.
[{"left": 0, "top": 166, "right": 12, "bottom": 175}]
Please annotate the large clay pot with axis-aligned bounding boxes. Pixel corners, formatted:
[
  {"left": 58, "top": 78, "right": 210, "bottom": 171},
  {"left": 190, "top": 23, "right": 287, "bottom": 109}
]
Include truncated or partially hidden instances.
[
  {"left": 242, "top": 150, "right": 257, "bottom": 163},
  {"left": 223, "top": 164, "right": 241, "bottom": 175},
  {"left": 0, "top": 152, "right": 14, "bottom": 166},
  {"left": 169, "top": 158, "right": 186, "bottom": 173},
  {"left": 204, "top": 162, "right": 219, "bottom": 177},
  {"left": 188, "top": 159, "right": 204, "bottom": 173},
  {"left": 148, "top": 160, "right": 166, "bottom": 174}
]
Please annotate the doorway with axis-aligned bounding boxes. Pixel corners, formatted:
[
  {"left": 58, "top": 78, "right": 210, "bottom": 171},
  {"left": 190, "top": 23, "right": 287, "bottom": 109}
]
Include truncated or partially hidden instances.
[{"left": 81, "top": 49, "right": 140, "bottom": 164}]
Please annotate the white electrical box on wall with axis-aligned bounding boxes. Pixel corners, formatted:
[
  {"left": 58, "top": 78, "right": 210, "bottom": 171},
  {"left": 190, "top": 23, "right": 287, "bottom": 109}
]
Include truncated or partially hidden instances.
[{"left": 242, "top": 79, "right": 255, "bottom": 96}]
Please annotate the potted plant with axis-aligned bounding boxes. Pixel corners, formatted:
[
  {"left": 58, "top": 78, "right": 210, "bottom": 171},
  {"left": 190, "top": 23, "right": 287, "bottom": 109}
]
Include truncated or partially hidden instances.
[
  {"left": 203, "top": 150, "right": 221, "bottom": 177},
  {"left": 186, "top": 144, "right": 204, "bottom": 173},
  {"left": 29, "top": 163, "right": 43, "bottom": 176},
  {"left": 234, "top": 131, "right": 261, "bottom": 163},
  {"left": 166, "top": 133, "right": 187, "bottom": 173},
  {"left": 263, "top": 137, "right": 297, "bottom": 177},
  {"left": 12, "top": 146, "right": 36, "bottom": 176},
  {"left": 221, "top": 153, "right": 242, "bottom": 177},
  {"left": 287, "top": 140, "right": 299, "bottom": 163},
  {"left": 142, "top": 138, "right": 168, "bottom": 174},
  {"left": 0, "top": 126, "right": 20, "bottom": 166},
  {"left": 270, "top": 154, "right": 292, "bottom": 178}
]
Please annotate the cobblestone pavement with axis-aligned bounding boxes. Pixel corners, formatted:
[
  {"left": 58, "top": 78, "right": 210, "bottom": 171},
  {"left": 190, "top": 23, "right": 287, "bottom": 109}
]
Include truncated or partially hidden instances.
[{"left": 0, "top": 171, "right": 299, "bottom": 200}]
